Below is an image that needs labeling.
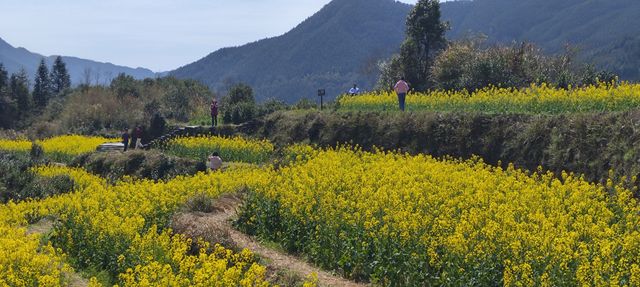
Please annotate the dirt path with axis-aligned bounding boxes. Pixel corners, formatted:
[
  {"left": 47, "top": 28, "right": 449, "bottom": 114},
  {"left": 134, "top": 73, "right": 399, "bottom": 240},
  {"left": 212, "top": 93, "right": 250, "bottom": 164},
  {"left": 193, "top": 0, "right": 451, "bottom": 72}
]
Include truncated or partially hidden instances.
[
  {"left": 27, "top": 218, "right": 89, "bottom": 287},
  {"left": 172, "top": 194, "right": 367, "bottom": 287}
]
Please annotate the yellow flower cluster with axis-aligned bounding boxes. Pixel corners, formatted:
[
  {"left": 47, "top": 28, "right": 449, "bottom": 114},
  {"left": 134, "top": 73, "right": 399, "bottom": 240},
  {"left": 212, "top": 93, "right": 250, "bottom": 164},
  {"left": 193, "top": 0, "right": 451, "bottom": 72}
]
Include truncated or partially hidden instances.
[
  {"left": 239, "top": 148, "right": 640, "bottom": 285},
  {"left": 166, "top": 135, "right": 274, "bottom": 164},
  {"left": 0, "top": 135, "right": 116, "bottom": 162},
  {"left": 0, "top": 165, "right": 273, "bottom": 286},
  {"left": 339, "top": 82, "right": 640, "bottom": 113},
  {"left": 40, "top": 135, "right": 116, "bottom": 161},
  {"left": 0, "top": 138, "right": 31, "bottom": 153}
]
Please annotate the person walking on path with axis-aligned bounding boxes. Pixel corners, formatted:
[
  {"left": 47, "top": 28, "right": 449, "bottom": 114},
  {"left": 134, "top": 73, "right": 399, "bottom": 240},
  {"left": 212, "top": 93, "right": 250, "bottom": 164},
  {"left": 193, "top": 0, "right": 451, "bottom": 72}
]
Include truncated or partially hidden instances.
[
  {"left": 122, "top": 129, "right": 130, "bottom": 152},
  {"left": 132, "top": 126, "right": 143, "bottom": 149},
  {"left": 348, "top": 84, "right": 360, "bottom": 96},
  {"left": 208, "top": 152, "right": 223, "bottom": 171},
  {"left": 394, "top": 78, "right": 410, "bottom": 111},
  {"left": 210, "top": 99, "right": 219, "bottom": 127}
]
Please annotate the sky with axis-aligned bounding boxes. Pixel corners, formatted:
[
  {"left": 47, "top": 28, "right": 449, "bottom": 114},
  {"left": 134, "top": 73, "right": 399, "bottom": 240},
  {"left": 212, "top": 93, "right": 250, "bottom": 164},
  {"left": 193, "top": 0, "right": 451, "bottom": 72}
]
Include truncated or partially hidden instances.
[{"left": 0, "top": 0, "right": 419, "bottom": 72}]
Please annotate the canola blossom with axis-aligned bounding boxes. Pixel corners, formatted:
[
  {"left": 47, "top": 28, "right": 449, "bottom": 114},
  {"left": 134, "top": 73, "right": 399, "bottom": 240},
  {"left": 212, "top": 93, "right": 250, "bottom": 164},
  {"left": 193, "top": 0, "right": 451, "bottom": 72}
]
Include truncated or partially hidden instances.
[
  {"left": 338, "top": 83, "right": 640, "bottom": 114},
  {"left": 165, "top": 135, "right": 274, "bottom": 164},
  {"left": 0, "top": 135, "right": 116, "bottom": 162},
  {"left": 238, "top": 148, "right": 640, "bottom": 286},
  {"left": 0, "top": 138, "right": 31, "bottom": 153},
  {"left": 0, "top": 165, "right": 274, "bottom": 286},
  {"left": 39, "top": 135, "right": 116, "bottom": 162}
]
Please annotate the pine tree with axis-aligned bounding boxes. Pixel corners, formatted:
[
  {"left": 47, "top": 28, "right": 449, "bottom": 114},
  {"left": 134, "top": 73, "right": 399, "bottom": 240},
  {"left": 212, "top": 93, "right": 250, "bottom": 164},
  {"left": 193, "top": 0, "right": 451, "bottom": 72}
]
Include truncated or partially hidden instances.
[
  {"left": 50, "top": 56, "right": 71, "bottom": 94},
  {"left": 10, "top": 69, "right": 30, "bottom": 113},
  {"left": 0, "top": 63, "right": 7, "bottom": 94},
  {"left": 0, "top": 63, "right": 11, "bottom": 127},
  {"left": 33, "top": 58, "right": 52, "bottom": 107}
]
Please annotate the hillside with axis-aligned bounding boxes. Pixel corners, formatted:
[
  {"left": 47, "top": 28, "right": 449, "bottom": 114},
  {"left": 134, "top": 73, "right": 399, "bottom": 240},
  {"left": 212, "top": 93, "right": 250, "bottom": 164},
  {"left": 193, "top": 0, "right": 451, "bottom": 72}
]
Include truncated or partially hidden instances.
[
  {"left": 171, "top": 0, "right": 411, "bottom": 103},
  {"left": 0, "top": 37, "right": 156, "bottom": 84},
  {"left": 440, "top": 0, "right": 640, "bottom": 80}
]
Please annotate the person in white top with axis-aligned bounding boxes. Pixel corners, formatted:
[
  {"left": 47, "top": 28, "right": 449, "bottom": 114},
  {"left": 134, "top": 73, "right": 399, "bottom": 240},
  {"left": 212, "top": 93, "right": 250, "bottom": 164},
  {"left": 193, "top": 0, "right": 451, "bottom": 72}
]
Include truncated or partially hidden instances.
[
  {"left": 348, "top": 84, "right": 360, "bottom": 96},
  {"left": 394, "top": 77, "right": 410, "bottom": 111},
  {"left": 208, "top": 152, "right": 223, "bottom": 171}
]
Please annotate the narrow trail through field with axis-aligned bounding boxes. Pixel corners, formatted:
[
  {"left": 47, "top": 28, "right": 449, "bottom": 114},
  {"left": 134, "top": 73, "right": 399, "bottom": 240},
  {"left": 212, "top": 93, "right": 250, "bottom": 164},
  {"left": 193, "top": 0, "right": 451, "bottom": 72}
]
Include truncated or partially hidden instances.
[
  {"left": 173, "top": 194, "right": 367, "bottom": 287},
  {"left": 27, "top": 218, "right": 89, "bottom": 287}
]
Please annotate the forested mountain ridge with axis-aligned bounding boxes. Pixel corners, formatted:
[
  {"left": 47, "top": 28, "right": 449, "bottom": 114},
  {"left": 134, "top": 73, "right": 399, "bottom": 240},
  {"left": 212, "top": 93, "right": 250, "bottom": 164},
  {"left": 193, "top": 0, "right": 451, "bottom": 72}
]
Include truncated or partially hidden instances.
[
  {"left": 441, "top": 0, "right": 640, "bottom": 80},
  {"left": 0, "top": 37, "right": 156, "bottom": 85},
  {"left": 171, "top": 0, "right": 412, "bottom": 102}
]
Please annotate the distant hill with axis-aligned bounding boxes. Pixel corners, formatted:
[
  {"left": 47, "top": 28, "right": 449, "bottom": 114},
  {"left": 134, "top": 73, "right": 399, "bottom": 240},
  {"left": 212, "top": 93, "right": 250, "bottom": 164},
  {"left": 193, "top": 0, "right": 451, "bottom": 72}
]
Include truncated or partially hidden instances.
[
  {"left": 440, "top": 0, "right": 640, "bottom": 80},
  {"left": 172, "top": 0, "right": 412, "bottom": 103},
  {"left": 0, "top": 37, "right": 156, "bottom": 85}
]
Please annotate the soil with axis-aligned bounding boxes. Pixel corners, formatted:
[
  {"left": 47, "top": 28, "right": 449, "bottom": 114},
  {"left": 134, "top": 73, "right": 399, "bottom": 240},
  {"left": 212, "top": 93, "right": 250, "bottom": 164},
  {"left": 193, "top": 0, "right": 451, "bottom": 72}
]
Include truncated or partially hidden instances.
[{"left": 173, "top": 194, "right": 367, "bottom": 287}]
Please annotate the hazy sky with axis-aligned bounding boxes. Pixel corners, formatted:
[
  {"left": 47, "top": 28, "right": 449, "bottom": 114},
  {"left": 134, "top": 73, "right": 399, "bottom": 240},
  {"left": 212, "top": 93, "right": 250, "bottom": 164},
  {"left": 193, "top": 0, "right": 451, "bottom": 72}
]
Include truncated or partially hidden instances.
[{"left": 0, "top": 0, "right": 418, "bottom": 72}]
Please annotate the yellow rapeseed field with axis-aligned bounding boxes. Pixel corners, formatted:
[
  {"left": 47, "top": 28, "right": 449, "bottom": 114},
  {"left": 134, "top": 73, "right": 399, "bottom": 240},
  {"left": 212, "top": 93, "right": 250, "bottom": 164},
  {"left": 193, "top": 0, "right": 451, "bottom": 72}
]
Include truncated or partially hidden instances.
[
  {"left": 339, "top": 82, "right": 640, "bottom": 113},
  {"left": 0, "top": 135, "right": 116, "bottom": 162},
  {"left": 165, "top": 135, "right": 274, "bottom": 163},
  {"left": 0, "top": 165, "right": 274, "bottom": 286},
  {"left": 238, "top": 147, "right": 640, "bottom": 286}
]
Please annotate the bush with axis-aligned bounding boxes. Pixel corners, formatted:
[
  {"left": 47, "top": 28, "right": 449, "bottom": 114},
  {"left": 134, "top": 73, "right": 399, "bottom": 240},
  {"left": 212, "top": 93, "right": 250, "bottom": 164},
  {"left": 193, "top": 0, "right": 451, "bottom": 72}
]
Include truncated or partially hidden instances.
[
  {"left": 0, "top": 151, "right": 34, "bottom": 203},
  {"left": 20, "top": 175, "right": 75, "bottom": 202},
  {"left": 431, "top": 39, "right": 618, "bottom": 91},
  {"left": 71, "top": 150, "right": 206, "bottom": 181}
]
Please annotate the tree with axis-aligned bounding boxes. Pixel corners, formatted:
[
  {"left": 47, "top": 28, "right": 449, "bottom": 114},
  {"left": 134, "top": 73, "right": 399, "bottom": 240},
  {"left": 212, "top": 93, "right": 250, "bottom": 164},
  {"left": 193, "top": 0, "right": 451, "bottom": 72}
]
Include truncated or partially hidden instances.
[
  {"left": 33, "top": 58, "right": 52, "bottom": 107},
  {"left": 227, "top": 83, "right": 255, "bottom": 105},
  {"left": 402, "top": 0, "right": 448, "bottom": 91},
  {"left": 110, "top": 73, "right": 139, "bottom": 98},
  {"left": 378, "top": 0, "right": 448, "bottom": 91},
  {"left": 10, "top": 69, "right": 30, "bottom": 114},
  {"left": 0, "top": 63, "right": 12, "bottom": 128},
  {"left": 0, "top": 63, "right": 7, "bottom": 95},
  {"left": 222, "top": 83, "right": 257, "bottom": 124},
  {"left": 50, "top": 56, "right": 71, "bottom": 94}
]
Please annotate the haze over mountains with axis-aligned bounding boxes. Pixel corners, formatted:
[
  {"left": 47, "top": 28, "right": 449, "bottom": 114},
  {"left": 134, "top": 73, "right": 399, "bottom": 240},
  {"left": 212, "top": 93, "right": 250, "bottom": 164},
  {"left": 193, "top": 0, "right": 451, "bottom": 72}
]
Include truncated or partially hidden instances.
[
  {"left": 0, "top": 37, "right": 156, "bottom": 85},
  {"left": 1, "top": 0, "right": 639, "bottom": 102}
]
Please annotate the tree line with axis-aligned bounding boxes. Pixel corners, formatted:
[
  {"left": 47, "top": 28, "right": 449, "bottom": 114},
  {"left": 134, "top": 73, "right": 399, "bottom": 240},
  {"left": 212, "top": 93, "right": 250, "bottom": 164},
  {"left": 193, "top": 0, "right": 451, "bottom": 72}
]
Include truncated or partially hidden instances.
[{"left": 0, "top": 57, "right": 71, "bottom": 128}]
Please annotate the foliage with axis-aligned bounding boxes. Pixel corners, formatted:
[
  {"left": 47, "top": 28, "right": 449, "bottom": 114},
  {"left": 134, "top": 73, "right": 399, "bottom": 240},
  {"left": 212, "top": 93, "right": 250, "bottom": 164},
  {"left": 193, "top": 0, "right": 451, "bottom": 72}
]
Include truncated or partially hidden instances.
[
  {"left": 71, "top": 150, "right": 206, "bottom": 182},
  {"left": 33, "top": 58, "right": 52, "bottom": 108},
  {"left": 440, "top": 0, "right": 640, "bottom": 81},
  {"left": 50, "top": 56, "right": 71, "bottom": 95},
  {"left": 339, "top": 82, "right": 640, "bottom": 114},
  {"left": 34, "top": 77, "right": 212, "bottom": 135},
  {"left": 238, "top": 147, "right": 640, "bottom": 285},
  {"left": 110, "top": 73, "right": 139, "bottom": 98},
  {"left": 164, "top": 135, "right": 274, "bottom": 164},
  {"left": 401, "top": 0, "right": 448, "bottom": 91},
  {"left": 10, "top": 68, "right": 30, "bottom": 115},
  {"left": 431, "top": 40, "right": 617, "bottom": 91},
  {"left": 222, "top": 83, "right": 258, "bottom": 124}
]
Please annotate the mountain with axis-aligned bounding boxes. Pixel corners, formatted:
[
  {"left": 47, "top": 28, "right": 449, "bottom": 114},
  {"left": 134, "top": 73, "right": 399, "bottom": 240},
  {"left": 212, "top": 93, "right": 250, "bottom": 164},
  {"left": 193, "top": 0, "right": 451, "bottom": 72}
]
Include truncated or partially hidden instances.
[
  {"left": 0, "top": 37, "right": 156, "bottom": 85},
  {"left": 440, "top": 0, "right": 640, "bottom": 80},
  {"left": 172, "top": 0, "right": 412, "bottom": 103}
]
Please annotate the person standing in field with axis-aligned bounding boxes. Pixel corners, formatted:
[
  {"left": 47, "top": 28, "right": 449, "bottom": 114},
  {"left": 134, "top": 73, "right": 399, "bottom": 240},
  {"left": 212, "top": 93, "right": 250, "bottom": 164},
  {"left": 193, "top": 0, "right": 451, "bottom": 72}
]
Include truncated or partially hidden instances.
[
  {"left": 208, "top": 152, "right": 223, "bottom": 171},
  {"left": 394, "top": 77, "right": 410, "bottom": 111},
  {"left": 348, "top": 84, "right": 360, "bottom": 96},
  {"left": 122, "top": 129, "right": 130, "bottom": 152},
  {"left": 210, "top": 99, "right": 219, "bottom": 127}
]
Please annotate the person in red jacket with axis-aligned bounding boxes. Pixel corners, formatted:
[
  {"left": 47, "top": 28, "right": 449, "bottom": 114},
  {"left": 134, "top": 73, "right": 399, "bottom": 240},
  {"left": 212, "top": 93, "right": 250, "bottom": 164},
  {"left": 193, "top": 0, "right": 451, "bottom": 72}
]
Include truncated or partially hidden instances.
[{"left": 210, "top": 99, "right": 219, "bottom": 127}]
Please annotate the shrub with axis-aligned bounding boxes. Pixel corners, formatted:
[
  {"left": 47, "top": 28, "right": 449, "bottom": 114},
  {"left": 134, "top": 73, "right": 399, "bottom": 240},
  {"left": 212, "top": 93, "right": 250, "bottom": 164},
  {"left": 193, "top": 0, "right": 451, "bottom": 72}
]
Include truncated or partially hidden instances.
[{"left": 71, "top": 150, "right": 206, "bottom": 181}]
